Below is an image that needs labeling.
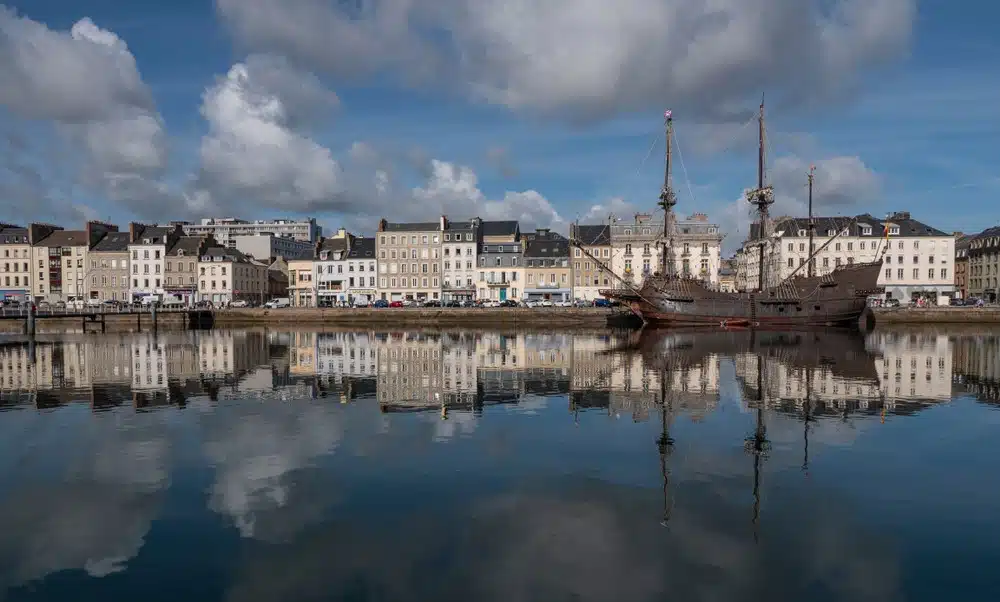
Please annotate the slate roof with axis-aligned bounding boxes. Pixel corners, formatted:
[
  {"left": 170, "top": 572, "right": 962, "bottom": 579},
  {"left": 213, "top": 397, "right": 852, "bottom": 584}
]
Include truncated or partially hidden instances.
[
  {"left": 201, "top": 246, "right": 251, "bottom": 262},
  {"left": 382, "top": 222, "right": 439, "bottom": 232},
  {"left": 444, "top": 220, "right": 478, "bottom": 236},
  {"left": 572, "top": 224, "right": 610, "bottom": 246},
  {"left": 347, "top": 237, "right": 376, "bottom": 259},
  {"left": 166, "top": 236, "right": 204, "bottom": 256},
  {"left": 33, "top": 230, "right": 88, "bottom": 247},
  {"left": 968, "top": 225, "right": 1000, "bottom": 255},
  {"left": 92, "top": 232, "right": 131, "bottom": 252},
  {"left": 0, "top": 225, "right": 28, "bottom": 245},
  {"left": 753, "top": 212, "right": 949, "bottom": 240},
  {"left": 480, "top": 220, "right": 518, "bottom": 237},
  {"left": 317, "top": 235, "right": 351, "bottom": 259},
  {"left": 524, "top": 233, "right": 570, "bottom": 258},
  {"left": 133, "top": 226, "right": 174, "bottom": 244}
]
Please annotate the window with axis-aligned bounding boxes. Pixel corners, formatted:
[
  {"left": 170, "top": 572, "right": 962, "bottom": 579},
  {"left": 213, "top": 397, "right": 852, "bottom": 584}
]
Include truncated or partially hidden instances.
[
  {"left": 847, "top": 242, "right": 853, "bottom": 251},
  {"left": 912, "top": 268, "right": 919, "bottom": 279},
  {"left": 928, "top": 269, "right": 935, "bottom": 279},
  {"left": 788, "top": 258, "right": 794, "bottom": 267},
  {"left": 885, "top": 268, "right": 891, "bottom": 279},
  {"left": 444, "top": 234, "right": 451, "bottom": 241},
  {"left": 835, "top": 243, "right": 841, "bottom": 251},
  {"left": 929, "top": 256, "right": 935, "bottom": 264},
  {"left": 897, "top": 269, "right": 903, "bottom": 279},
  {"left": 799, "top": 243, "right": 805, "bottom": 252},
  {"left": 913, "top": 255, "right": 919, "bottom": 264},
  {"left": 941, "top": 268, "right": 948, "bottom": 279},
  {"left": 625, "top": 244, "right": 632, "bottom": 255},
  {"left": 380, "top": 236, "right": 386, "bottom": 245},
  {"left": 860, "top": 242, "right": 866, "bottom": 250},
  {"left": 913, "top": 240, "right": 919, "bottom": 249}
]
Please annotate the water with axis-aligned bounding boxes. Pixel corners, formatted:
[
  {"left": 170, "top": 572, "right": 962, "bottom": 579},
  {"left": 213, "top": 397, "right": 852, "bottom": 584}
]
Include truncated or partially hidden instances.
[{"left": 1, "top": 327, "right": 999, "bottom": 601}]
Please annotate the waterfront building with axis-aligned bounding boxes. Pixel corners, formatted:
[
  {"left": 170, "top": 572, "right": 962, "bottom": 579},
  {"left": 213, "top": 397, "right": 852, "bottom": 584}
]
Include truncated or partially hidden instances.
[
  {"left": 967, "top": 226, "right": 1000, "bottom": 302},
  {"left": 718, "top": 257, "right": 737, "bottom": 293},
  {"left": 736, "top": 212, "right": 956, "bottom": 304},
  {"left": 441, "top": 217, "right": 479, "bottom": 303},
  {"left": 0, "top": 223, "right": 32, "bottom": 302},
  {"left": 287, "top": 257, "right": 316, "bottom": 307},
  {"left": 267, "top": 257, "right": 289, "bottom": 300},
  {"left": 32, "top": 221, "right": 117, "bottom": 304},
  {"left": 127, "top": 223, "right": 184, "bottom": 303},
  {"left": 229, "top": 233, "right": 315, "bottom": 261},
  {"left": 522, "top": 229, "right": 572, "bottom": 302},
  {"left": 954, "top": 232, "right": 973, "bottom": 300},
  {"left": 165, "top": 236, "right": 210, "bottom": 306},
  {"left": 181, "top": 217, "right": 321, "bottom": 244},
  {"left": 376, "top": 219, "right": 442, "bottom": 302},
  {"left": 569, "top": 224, "right": 612, "bottom": 301},
  {"left": 314, "top": 233, "right": 354, "bottom": 306},
  {"left": 345, "top": 237, "right": 378, "bottom": 304},
  {"left": 610, "top": 212, "right": 723, "bottom": 288},
  {"left": 88, "top": 231, "right": 131, "bottom": 303},
  {"left": 476, "top": 220, "right": 522, "bottom": 302},
  {"left": 197, "top": 247, "right": 268, "bottom": 305}
]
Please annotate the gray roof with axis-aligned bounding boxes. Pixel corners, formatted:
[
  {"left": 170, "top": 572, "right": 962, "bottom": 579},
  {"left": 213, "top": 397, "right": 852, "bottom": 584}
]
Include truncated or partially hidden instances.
[
  {"left": 34, "top": 230, "right": 88, "bottom": 247},
  {"left": 347, "top": 237, "right": 376, "bottom": 259},
  {"left": 201, "top": 246, "right": 250, "bottom": 262},
  {"left": 572, "top": 224, "right": 610, "bottom": 246},
  {"left": 134, "top": 226, "right": 173, "bottom": 244},
  {"left": 0, "top": 225, "right": 28, "bottom": 245},
  {"left": 481, "top": 221, "right": 518, "bottom": 237},
  {"left": 524, "top": 232, "right": 570, "bottom": 258},
  {"left": 760, "top": 212, "right": 949, "bottom": 240},
  {"left": 92, "top": 232, "right": 131, "bottom": 252},
  {"left": 382, "top": 222, "right": 439, "bottom": 232},
  {"left": 167, "top": 236, "right": 204, "bottom": 256},
  {"left": 967, "top": 225, "right": 1000, "bottom": 255},
  {"left": 318, "top": 236, "right": 350, "bottom": 255},
  {"left": 444, "top": 220, "right": 477, "bottom": 234}
]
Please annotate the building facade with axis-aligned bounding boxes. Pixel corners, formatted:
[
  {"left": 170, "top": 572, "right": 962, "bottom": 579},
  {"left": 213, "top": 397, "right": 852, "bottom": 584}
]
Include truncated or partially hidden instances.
[
  {"left": 376, "top": 219, "right": 441, "bottom": 302},
  {"left": 287, "top": 258, "right": 316, "bottom": 307},
  {"left": 88, "top": 231, "right": 131, "bottom": 302},
  {"left": 165, "top": 236, "right": 209, "bottom": 306},
  {"left": 229, "top": 233, "right": 315, "bottom": 261},
  {"left": 955, "top": 232, "right": 973, "bottom": 300},
  {"left": 737, "top": 212, "right": 956, "bottom": 303},
  {"left": 476, "top": 220, "right": 522, "bottom": 302},
  {"left": 314, "top": 235, "right": 352, "bottom": 306},
  {"left": 181, "top": 217, "right": 321, "bottom": 244},
  {"left": 718, "top": 258, "right": 737, "bottom": 293},
  {"left": 523, "top": 229, "right": 572, "bottom": 302},
  {"left": 197, "top": 247, "right": 267, "bottom": 305},
  {"left": 609, "top": 213, "right": 722, "bottom": 288},
  {"left": 968, "top": 226, "right": 1000, "bottom": 302},
  {"left": 569, "top": 224, "right": 612, "bottom": 301},
  {"left": 345, "top": 237, "right": 378, "bottom": 304},
  {"left": 674, "top": 213, "right": 724, "bottom": 285},
  {"left": 32, "top": 221, "right": 117, "bottom": 304},
  {"left": 441, "top": 217, "right": 479, "bottom": 302},
  {"left": 0, "top": 224, "right": 31, "bottom": 302},
  {"left": 128, "top": 223, "right": 183, "bottom": 303},
  {"left": 610, "top": 213, "right": 662, "bottom": 287}
]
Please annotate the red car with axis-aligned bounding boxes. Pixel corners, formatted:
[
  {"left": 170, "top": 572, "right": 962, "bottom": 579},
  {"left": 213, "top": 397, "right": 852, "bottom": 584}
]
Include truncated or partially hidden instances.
[{"left": 389, "top": 301, "right": 404, "bottom": 308}]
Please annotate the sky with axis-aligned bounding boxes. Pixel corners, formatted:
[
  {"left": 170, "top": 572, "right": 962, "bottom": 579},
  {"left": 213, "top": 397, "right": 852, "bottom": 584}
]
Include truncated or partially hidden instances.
[{"left": 0, "top": 0, "right": 997, "bottom": 253}]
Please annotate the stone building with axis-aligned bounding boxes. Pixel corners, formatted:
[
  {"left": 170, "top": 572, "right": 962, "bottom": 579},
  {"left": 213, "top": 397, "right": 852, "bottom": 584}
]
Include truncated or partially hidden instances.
[
  {"left": 441, "top": 216, "right": 479, "bottom": 302},
  {"left": 197, "top": 247, "right": 268, "bottom": 305},
  {"left": 610, "top": 212, "right": 723, "bottom": 288},
  {"left": 127, "top": 223, "right": 184, "bottom": 303},
  {"left": 165, "top": 236, "right": 210, "bottom": 306},
  {"left": 0, "top": 223, "right": 32, "bottom": 302},
  {"left": 287, "top": 258, "right": 316, "bottom": 307},
  {"left": 954, "top": 232, "right": 974, "bottom": 301},
  {"left": 376, "top": 219, "right": 442, "bottom": 302},
  {"left": 315, "top": 233, "right": 353, "bottom": 306},
  {"left": 345, "top": 237, "right": 378, "bottom": 305},
  {"left": 32, "top": 221, "right": 117, "bottom": 304},
  {"left": 522, "top": 229, "right": 572, "bottom": 302},
  {"left": 476, "top": 220, "right": 522, "bottom": 302},
  {"left": 968, "top": 225, "right": 1000, "bottom": 302},
  {"left": 569, "top": 224, "right": 612, "bottom": 301},
  {"left": 88, "top": 231, "right": 131, "bottom": 302}
]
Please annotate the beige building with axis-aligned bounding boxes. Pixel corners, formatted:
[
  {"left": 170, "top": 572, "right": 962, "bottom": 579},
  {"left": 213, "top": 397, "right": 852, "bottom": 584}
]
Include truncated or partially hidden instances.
[
  {"left": 377, "top": 219, "right": 442, "bottom": 302},
  {"left": 0, "top": 223, "right": 32, "bottom": 302},
  {"left": 288, "top": 258, "right": 316, "bottom": 307},
  {"left": 569, "top": 224, "right": 613, "bottom": 301},
  {"left": 522, "top": 229, "right": 571, "bottom": 302},
  {"left": 197, "top": 247, "right": 268, "bottom": 305},
  {"left": 165, "top": 236, "right": 210, "bottom": 306},
  {"left": 967, "top": 226, "right": 1000, "bottom": 302},
  {"left": 32, "top": 221, "right": 117, "bottom": 304},
  {"left": 88, "top": 231, "right": 131, "bottom": 302},
  {"left": 611, "top": 213, "right": 723, "bottom": 288}
]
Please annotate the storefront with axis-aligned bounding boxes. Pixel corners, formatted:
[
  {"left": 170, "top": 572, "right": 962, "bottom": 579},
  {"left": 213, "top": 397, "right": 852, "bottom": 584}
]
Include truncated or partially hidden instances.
[
  {"left": 442, "top": 286, "right": 476, "bottom": 302},
  {"left": 348, "top": 288, "right": 377, "bottom": 305},
  {"left": 524, "top": 287, "right": 572, "bottom": 302}
]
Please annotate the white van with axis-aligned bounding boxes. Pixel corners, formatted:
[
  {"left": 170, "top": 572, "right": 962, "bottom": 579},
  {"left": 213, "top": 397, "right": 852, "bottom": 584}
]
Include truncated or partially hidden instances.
[{"left": 264, "top": 298, "right": 290, "bottom": 309}]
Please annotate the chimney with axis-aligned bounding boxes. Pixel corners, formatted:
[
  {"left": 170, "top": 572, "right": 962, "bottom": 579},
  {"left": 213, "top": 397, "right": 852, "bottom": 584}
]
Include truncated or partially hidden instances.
[
  {"left": 377, "top": 218, "right": 387, "bottom": 232},
  {"left": 440, "top": 215, "right": 448, "bottom": 231},
  {"left": 28, "top": 223, "right": 62, "bottom": 245},
  {"left": 128, "top": 222, "right": 143, "bottom": 243}
]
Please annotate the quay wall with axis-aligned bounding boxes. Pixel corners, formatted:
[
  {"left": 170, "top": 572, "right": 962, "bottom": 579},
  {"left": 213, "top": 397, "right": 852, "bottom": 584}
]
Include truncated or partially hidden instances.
[
  {"left": 0, "top": 312, "right": 189, "bottom": 334},
  {"left": 872, "top": 307, "right": 1000, "bottom": 325},
  {"left": 213, "top": 307, "right": 613, "bottom": 329}
]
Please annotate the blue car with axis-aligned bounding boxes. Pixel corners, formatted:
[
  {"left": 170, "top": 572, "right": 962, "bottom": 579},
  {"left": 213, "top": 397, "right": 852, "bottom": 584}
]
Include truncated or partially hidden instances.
[
  {"left": 373, "top": 299, "right": 389, "bottom": 308},
  {"left": 593, "top": 298, "right": 611, "bottom": 307}
]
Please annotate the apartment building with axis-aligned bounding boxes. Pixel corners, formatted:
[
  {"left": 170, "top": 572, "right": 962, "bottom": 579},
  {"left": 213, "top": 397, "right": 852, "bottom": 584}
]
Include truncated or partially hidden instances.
[
  {"left": 522, "top": 229, "right": 572, "bottom": 302},
  {"left": 181, "top": 217, "right": 321, "bottom": 244},
  {"left": 88, "top": 232, "right": 131, "bottom": 302},
  {"left": 967, "top": 226, "right": 1000, "bottom": 302},
  {"left": 345, "top": 237, "right": 378, "bottom": 304},
  {"left": 954, "top": 233, "right": 973, "bottom": 300},
  {"left": 165, "top": 236, "right": 209, "bottom": 306},
  {"left": 441, "top": 217, "right": 479, "bottom": 302},
  {"left": 476, "top": 220, "right": 522, "bottom": 302},
  {"left": 229, "top": 233, "right": 315, "bottom": 261},
  {"left": 737, "top": 212, "right": 956, "bottom": 304},
  {"left": 32, "top": 221, "right": 117, "bottom": 304},
  {"left": 288, "top": 258, "right": 316, "bottom": 307},
  {"left": 197, "top": 247, "right": 268, "bottom": 305},
  {"left": 610, "top": 212, "right": 723, "bottom": 288},
  {"left": 0, "top": 223, "right": 31, "bottom": 302},
  {"left": 610, "top": 213, "right": 662, "bottom": 287},
  {"left": 314, "top": 234, "right": 353, "bottom": 306},
  {"left": 376, "top": 219, "right": 441, "bottom": 302},
  {"left": 127, "top": 223, "right": 183, "bottom": 303},
  {"left": 569, "top": 224, "right": 612, "bottom": 301}
]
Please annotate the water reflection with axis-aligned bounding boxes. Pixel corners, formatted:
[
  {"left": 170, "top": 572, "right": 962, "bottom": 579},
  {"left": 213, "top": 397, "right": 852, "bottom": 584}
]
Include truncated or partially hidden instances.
[{"left": 0, "top": 327, "right": 999, "bottom": 600}]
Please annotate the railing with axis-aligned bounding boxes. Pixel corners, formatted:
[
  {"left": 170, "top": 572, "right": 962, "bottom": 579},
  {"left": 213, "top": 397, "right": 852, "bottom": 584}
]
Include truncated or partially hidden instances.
[{"left": 0, "top": 305, "right": 205, "bottom": 318}]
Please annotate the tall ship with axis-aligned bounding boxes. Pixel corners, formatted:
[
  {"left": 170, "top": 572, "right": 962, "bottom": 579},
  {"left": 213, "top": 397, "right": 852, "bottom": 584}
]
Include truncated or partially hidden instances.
[{"left": 576, "top": 104, "right": 884, "bottom": 328}]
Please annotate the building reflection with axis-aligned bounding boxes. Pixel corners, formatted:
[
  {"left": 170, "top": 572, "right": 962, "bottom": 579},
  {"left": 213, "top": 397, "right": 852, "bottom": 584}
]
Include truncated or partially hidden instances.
[{"left": 2, "top": 328, "right": 1000, "bottom": 415}]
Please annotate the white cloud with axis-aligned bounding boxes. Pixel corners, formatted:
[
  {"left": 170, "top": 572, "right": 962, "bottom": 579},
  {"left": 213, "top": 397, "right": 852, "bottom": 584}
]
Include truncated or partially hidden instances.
[
  {"left": 0, "top": 10, "right": 169, "bottom": 214},
  {"left": 216, "top": 0, "right": 915, "bottom": 120}
]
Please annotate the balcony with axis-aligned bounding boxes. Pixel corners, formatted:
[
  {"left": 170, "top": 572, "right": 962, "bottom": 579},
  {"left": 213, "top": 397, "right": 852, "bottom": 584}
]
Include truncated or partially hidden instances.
[
  {"left": 529, "top": 282, "right": 562, "bottom": 289},
  {"left": 486, "top": 279, "right": 511, "bottom": 287}
]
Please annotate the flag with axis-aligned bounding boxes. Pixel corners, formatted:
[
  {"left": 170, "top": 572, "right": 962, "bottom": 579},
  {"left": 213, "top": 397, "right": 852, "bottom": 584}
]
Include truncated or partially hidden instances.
[{"left": 664, "top": 109, "right": 672, "bottom": 119}]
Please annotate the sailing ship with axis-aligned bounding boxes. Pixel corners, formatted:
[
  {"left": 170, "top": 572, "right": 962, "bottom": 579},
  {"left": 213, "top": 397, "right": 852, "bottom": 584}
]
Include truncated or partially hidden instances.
[{"left": 574, "top": 104, "right": 884, "bottom": 329}]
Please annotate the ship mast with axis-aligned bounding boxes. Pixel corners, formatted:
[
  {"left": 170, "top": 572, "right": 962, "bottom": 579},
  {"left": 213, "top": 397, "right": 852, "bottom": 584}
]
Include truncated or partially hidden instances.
[
  {"left": 807, "top": 166, "right": 816, "bottom": 278},
  {"left": 658, "top": 110, "right": 677, "bottom": 278},
  {"left": 746, "top": 102, "right": 775, "bottom": 291}
]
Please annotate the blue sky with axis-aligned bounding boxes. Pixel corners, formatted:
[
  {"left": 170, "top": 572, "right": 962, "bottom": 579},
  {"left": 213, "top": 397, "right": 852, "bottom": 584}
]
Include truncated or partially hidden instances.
[{"left": 1, "top": 0, "right": 997, "bottom": 248}]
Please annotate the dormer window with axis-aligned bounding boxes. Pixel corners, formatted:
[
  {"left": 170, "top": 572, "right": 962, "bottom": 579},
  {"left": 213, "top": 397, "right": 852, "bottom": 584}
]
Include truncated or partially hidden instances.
[
  {"left": 827, "top": 229, "right": 835, "bottom": 236},
  {"left": 841, "top": 229, "right": 849, "bottom": 236},
  {"left": 143, "top": 238, "right": 151, "bottom": 244},
  {"left": 862, "top": 227, "right": 872, "bottom": 236},
  {"left": 798, "top": 229, "right": 806, "bottom": 237},
  {"left": 623, "top": 229, "right": 632, "bottom": 235},
  {"left": 177, "top": 250, "right": 185, "bottom": 256},
  {"left": 320, "top": 252, "right": 329, "bottom": 260},
  {"left": 889, "top": 226, "right": 900, "bottom": 235}
]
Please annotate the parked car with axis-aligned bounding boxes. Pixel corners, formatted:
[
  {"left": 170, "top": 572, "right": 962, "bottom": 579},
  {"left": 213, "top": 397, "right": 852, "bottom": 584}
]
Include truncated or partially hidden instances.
[
  {"left": 373, "top": 299, "right": 389, "bottom": 308},
  {"left": 884, "top": 298, "right": 901, "bottom": 308},
  {"left": 389, "top": 301, "right": 404, "bottom": 308},
  {"left": 593, "top": 298, "right": 611, "bottom": 307},
  {"left": 554, "top": 300, "right": 573, "bottom": 307},
  {"left": 424, "top": 300, "right": 442, "bottom": 307},
  {"left": 230, "top": 300, "right": 249, "bottom": 308},
  {"left": 264, "top": 297, "right": 290, "bottom": 309},
  {"left": 500, "top": 299, "right": 518, "bottom": 307}
]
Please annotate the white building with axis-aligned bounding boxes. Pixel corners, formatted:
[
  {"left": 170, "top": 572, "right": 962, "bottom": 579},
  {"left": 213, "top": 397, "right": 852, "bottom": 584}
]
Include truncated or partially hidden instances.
[
  {"left": 610, "top": 212, "right": 723, "bottom": 288},
  {"left": 128, "top": 223, "right": 183, "bottom": 303},
  {"left": 569, "top": 224, "right": 613, "bottom": 301},
  {"left": 737, "top": 212, "right": 956, "bottom": 303},
  {"left": 345, "top": 237, "right": 378, "bottom": 305},
  {"left": 441, "top": 217, "right": 479, "bottom": 302},
  {"left": 314, "top": 235, "right": 352, "bottom": 306},
  {"left": 229, "top": 233, "right": 315, "bottom": 261},
  {"left": 197, "top": 247, "right": 268, "bottom": 305},
  {"left": 181, "top": 217, "right": 321, "bottom": 244}
]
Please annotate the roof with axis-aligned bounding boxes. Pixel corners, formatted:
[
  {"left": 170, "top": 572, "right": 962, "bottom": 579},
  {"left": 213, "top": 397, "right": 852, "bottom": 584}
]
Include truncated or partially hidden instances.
[
  {"left": 0, "top": 225, "right": 28, "bottom": 245},
  {"left": 381, "top": 222, "right": 439, "bottom": 232},
  {"left": 317, "top": 236, "right": 351, "bottom": 259},
  {"left": 480, "top": 221, "right": 518, "bottom": 237},
  {"left": 524, "top": 233, "right": 570, "bottom": 258},
  {"left": 200, "top": 246, "right": 251, "bottom": 262},
  {"left": 763, "top": 212, "right": 950, "bottom": 239},
  {"left": 34, "top": 230, "right": 88, "bottom": 247},
  {"left": 92, "top": 232, "right": 131, "bottom": 252},
  {"left": 133, "top": 226, "right": 173, "bottom": 244},
  {"left": 572, "top": 224, "right": 610, "bottom": 246},
  {"left": 166, "top": 236, "right": 204, "bottom": 256},
  {"left": 444, "top": 220, "right": 477, "bottom": 234},
  {"left": 347, "top": 237, "right": 376, "bottom": 259}
]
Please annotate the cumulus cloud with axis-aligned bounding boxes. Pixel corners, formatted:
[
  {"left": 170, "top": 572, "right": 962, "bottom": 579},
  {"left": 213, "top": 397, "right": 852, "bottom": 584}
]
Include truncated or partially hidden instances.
[
  {"left": 0, "top": 10, "right": 170, "bottom": 214},
  {"left": 716, "top": 154, "right": 881, "bottom": 253},
  {"left": 216, "top": 0, "right": 915, "bottom": 121}
]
